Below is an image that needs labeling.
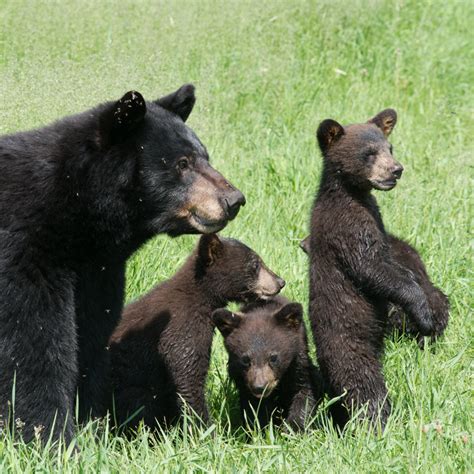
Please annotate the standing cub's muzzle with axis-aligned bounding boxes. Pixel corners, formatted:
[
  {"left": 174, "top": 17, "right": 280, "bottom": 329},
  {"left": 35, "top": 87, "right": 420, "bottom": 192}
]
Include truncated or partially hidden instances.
[{"left": 253, "top": 263, "right": 285, "bottom": 299}]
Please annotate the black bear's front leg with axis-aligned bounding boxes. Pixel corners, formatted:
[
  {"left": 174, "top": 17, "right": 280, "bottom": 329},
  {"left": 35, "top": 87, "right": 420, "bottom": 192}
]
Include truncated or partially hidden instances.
[
  {"left": 75, "top": 262, "right": 125, "bottom": 422},
  {"left": 0, "top": 257, "right": 77, "bottom": 444},
  {"left": 388, "top": 235, "right": 449, "bottom": 344}
]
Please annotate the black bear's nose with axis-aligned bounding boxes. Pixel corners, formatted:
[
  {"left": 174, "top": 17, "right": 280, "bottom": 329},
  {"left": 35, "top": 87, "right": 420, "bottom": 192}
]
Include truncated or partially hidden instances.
[
  {"left": 225, "top": 190, "right": 246, "bottom": 220},
  {"left": 392, "top": 164, "right": 404, "bottom": 179},
  {"left": 276, "top": 277, "right": 286, "bottom": 290}
]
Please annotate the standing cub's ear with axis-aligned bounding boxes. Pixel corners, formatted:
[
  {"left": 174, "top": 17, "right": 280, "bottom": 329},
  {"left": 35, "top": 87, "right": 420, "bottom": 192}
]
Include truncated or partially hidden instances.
[
  {"left": 99, "top": 91, "right": 147, "bottom": 146},
  {"left": 368, "top": 109, "right": 397, "bottom": 137},
  {"left": 316, "top": 119, "right": 345, "bottom": 154},
  {"left": 198, "top": 234, "right": 224, "bottom": 267},
  {"left": 274, "top": 302, "right": 303, "bottom": 329},
  {"left": 212, "top": 309, "right": 242, "bottom": 336},
  {"left": 156, "top": 83, "right": 196, "bottom": 122}
]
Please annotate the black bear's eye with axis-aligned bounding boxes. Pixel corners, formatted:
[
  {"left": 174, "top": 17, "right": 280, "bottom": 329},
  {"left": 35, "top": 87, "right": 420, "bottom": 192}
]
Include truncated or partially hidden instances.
[
  {"left": 241, "top": 355, "right": 251, "bottom": 367},
  {"left": 269, "top": 354, "right": 278, "bottom": 364},
  {"left": 177, "top": 158, "right": 189, "bottom": 170},
  {"left": 252, "top": 259, "right": 260, "bottom": 272}
]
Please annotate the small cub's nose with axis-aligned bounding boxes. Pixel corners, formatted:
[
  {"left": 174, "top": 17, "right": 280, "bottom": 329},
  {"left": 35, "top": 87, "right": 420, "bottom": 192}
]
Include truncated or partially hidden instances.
[
  {"left": 252, "top": 384, "right": 266, "bottom": 395},
  {"left": 276, "top": 277, "right": 286, "bottom": 290},
  {"left": 392, "top": 164, "right": 404, "bottom": 179},
  {"left": 225, "top": 190, "right": 246, "bottom": 220}
]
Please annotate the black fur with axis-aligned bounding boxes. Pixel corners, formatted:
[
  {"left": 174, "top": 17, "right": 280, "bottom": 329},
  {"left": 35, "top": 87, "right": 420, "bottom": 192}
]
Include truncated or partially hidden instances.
[{"left": 0, "top": 85, "right": 245, "bottom": 443}]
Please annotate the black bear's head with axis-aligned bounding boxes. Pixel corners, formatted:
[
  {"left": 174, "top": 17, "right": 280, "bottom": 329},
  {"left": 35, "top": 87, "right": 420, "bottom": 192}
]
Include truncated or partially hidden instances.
[
  {"left": 316, "top": 109, "right": 403, "bottom": 191},
  {"left": 194, "top": 234, "right": 285, "bottom": 304},
  {"left": 213, "top": 297, "right": 303, "bottom": 399},
  {"left": 98, "top": 85, "right": 245, "bottom": 237}
]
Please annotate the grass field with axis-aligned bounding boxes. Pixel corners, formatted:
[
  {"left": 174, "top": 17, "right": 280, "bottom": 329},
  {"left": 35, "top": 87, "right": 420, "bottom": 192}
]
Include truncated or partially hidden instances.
[{"left": 1, "top": 0, "right": 473, "bottom": 471}]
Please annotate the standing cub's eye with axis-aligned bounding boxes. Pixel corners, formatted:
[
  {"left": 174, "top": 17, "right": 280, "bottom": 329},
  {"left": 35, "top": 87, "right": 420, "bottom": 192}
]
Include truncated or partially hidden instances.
[
  {"left": 252, "top": 259, "right": 260, "bottom": 272},
  {"left": 177, "top": 158, "right": 189, "bottom": 170},
  {"left": 241, "top": 355, "right": 251, "bottom": 367},
  {"left": 269, "top": 354, "right": 278, "bottom": 363}
]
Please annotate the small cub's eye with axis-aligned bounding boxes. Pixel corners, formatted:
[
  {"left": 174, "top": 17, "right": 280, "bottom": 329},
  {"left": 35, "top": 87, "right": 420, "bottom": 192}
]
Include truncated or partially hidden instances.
[
  {"left": 177, "top": 158, "right": 189, "bottom": 170},
  {"left": 241, "top": 355, "right": 251, "bottom": 367},
  {"left": 269, "top": 354, "right": 278, "bottom": 363}
]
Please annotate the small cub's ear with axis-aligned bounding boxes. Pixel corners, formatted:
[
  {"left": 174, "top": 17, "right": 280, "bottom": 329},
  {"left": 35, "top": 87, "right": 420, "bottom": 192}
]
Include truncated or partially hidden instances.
[
  {"left": 316, "top": 119, "right": 345, "bottom": 153},
  {"left": 212, "top": 309, "right": 242, "bottom": 336},
  {"left": 99, "top": 91, "right": 146, "bottom": 146},
  {"left": 156, "top": 83, "right": 196, "bottom": 122},
  {"left": 198, "top": 234, "right": 224, "bottom": 267},
  {"left": 368, "top": 108, "right": 397, "bottom": 137},
  {"left": 274, "top": 303, "right": 303, "bottom": 329},
  {"left": 299, "top": 236, "right": 310, "bottom": 255}
]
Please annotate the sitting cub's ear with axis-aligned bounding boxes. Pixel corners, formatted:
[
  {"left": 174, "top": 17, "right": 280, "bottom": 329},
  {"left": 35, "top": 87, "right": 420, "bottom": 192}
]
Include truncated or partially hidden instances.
[
  {"left": 198, "top": 234, "right": 224, "bottom": 267},
  {"left": 212, "top": 309, "right": 242, "bottom": 336},
  {"left": 156, "top": 83, "right": 196, "bottom": 122},
  {"left": 99, "top": 91, "right": 146, "bottom": 146},
  {"left": 317, "top": 119, "right": 345, "bottom": 154},
  {"left": 274, "top": 302, "right": 303, "bottom": 329},
  {"left": 368, "top": 109, "right": 397, "bottom": 137}
]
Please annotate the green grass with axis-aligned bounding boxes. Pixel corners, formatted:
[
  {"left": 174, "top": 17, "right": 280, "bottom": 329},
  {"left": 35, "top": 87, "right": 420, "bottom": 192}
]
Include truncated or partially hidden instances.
[{"left": 1, "top": 0, "right": 473, "bottom": 471}]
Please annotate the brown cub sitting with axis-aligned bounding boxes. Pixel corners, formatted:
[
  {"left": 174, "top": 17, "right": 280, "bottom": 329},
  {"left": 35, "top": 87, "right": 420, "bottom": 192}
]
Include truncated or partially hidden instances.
[
  {"left": 213, "top": 296, "right": 324, "bottom": 431},
  {"left": 309, "top": 109, "right": 447, "bottom": 429},
  {"left": 299, "top": 235, "right": 449, "bottom": 347},
  {"left": 109, "top": 234, "right": 285, "bottom": 431}
]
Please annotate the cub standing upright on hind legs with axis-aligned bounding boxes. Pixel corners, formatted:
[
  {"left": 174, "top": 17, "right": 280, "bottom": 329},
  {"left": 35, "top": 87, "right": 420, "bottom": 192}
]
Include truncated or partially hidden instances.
[
  {"left": 308, "top": 109, "right": 449, "bottom": 429},
  {"left": 0, "top": 84, "right": 245, "bottom": 443}
]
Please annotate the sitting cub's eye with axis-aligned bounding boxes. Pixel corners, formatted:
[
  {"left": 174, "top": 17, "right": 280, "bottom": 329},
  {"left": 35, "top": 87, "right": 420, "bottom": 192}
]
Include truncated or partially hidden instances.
[
  {"left": 269, "top": 354, "right": 278, "bottom": 363},
  {"left": 241, "top": 355, "right": 251, "bottom": 367},
  {"left": 177, "top": 158, "right": 189, "bottom": 170}
]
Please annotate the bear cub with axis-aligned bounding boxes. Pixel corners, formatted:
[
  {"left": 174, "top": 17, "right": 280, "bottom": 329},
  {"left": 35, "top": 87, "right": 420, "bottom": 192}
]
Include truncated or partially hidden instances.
[
  {"left": 109, "top": 234, "right": 285, "bottom": 431},
  {"left": 213, "top": 296, "right": 324, "bottom": 431},
  {"left": 308, "top": 109, "right": 448, "bottom": 429}
]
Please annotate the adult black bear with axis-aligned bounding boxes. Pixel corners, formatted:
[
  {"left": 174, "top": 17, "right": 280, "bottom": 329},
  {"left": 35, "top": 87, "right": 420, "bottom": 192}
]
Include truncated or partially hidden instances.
[
  {"left": 0, "top": 84, "right": 245, "bottom": 443},
  {"left": 308, "top": 109, "right": 448, "bottom": 429},
  {"left": 214, "top": 296, "right": 324, "bottom": 431},
  {"left": 299, "top": 235, "right": 449, "bottom": 347},
  {"left": 109, "top": 234, "right": 285, "bottom": 431}
]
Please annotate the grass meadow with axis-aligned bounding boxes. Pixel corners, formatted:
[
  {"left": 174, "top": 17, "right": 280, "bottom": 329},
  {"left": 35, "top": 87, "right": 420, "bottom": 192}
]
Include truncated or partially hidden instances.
[{"left": 0, "top": 0, "right": 473, "bottom": 471}]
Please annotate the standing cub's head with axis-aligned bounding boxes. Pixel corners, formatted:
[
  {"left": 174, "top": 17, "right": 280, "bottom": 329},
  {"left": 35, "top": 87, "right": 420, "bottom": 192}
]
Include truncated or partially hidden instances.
[
  {"left": 213, "top": 297, "right": 303, "bottom": 399},
  {"left": 317, "top": 109, "right": 403, "bottom": 191},
  {"left": 195, "top": 234, "right": 285, "bottom": 303}
]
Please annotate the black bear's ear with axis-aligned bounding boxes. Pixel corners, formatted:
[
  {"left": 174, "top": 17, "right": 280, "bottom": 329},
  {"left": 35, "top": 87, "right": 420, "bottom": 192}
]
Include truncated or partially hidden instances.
[
  {"left": 299, "top": 236, "right": 310, "bottom": 255},
  {"left": 197, "top": 234, "right": 224, "bottom": 267},
  {"left": 316, "top": 119, "right": 345, "bottom": 153},
  {"left": 212, "top": 309, "right": 242, "bottom": 336},
  {"left": 99, "top": 91, "right": 147, "bottom": 146},
  {"left": 156, "top": 83, "right": 196, "bottom": 122},
  {"left": 274, "top": 303, "right": 303, "bottom": 329},
  {"left": 368, "top": 109, "right": 397, "bottom": 137}
]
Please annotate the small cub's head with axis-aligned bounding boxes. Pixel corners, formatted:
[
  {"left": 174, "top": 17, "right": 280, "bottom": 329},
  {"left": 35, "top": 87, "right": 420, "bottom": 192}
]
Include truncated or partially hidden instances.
[
  {"left": 317, "top": 109, "right": 403, "bottom": 191},
  {"left": 195, "top": 234, "right": 285, "bottom": 303},
  {"left": 213, "top": 297, "right": 303, "bottom": 399}
]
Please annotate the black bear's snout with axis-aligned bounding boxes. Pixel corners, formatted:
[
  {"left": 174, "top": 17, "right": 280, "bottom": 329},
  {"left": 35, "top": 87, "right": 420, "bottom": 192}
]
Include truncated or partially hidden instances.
[
  {"left": 392, "top": 164, "right": 404, "bottom": 179},
  {"left": 224, "top": 190, "right": 246, "bottom": 220}
]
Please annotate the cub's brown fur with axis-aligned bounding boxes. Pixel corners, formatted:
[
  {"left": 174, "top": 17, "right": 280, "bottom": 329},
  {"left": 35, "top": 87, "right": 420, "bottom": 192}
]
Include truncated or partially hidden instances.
[
  {"left": 213, "top": 296, "right": 324, "bottom": 430},
  {"left": 309, "top": 109, "right": 448, "bottom": 429},
  {"left": 109, "top": 234, "right": 284, "bottom": 431}
]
